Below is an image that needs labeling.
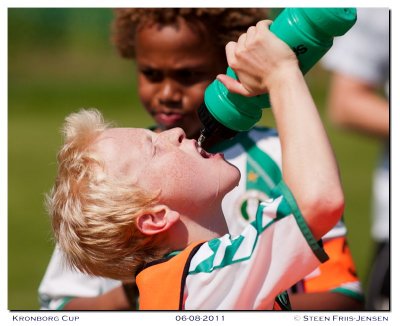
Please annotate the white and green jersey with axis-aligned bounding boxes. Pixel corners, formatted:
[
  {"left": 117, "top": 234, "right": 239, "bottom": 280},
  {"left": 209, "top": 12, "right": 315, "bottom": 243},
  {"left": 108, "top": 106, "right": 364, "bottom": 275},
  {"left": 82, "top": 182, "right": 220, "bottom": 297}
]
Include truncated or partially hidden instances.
[
  {"left": 183, "top": 182, "right": 328, "bottom": 309},
  {"left": 211, "top": 127, "right": 347, "bottom": 238},
  {"left": 211, "top": 127, "right": 362, "bottom": 301}
]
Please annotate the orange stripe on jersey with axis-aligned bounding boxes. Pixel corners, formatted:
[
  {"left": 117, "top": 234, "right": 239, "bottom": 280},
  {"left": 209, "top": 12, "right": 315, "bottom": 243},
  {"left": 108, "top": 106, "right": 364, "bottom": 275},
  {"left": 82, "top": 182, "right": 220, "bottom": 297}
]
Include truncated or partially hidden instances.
[
  {"left": 136, "top": 241, "right": 203, "bottom": 310},
  {"left": 303, "top": 237, "right": 358, "bottom": 293}
]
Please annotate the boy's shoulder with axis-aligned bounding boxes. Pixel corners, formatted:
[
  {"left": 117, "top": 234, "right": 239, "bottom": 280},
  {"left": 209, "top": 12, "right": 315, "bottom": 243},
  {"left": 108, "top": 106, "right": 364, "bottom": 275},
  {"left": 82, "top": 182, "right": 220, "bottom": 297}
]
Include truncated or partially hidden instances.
[{"left": 136, "top": 241, "right": 204, "bottom": 310}]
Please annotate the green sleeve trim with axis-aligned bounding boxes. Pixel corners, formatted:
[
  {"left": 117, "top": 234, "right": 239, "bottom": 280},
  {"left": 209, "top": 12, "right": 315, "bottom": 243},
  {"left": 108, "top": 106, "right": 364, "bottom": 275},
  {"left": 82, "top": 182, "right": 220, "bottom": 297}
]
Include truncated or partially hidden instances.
[
  {"left": 276, "top": 181, "right": 329, "bottom": 263},
  {"left": 55, "top": 297, "right": 74, "bottom": 310},
  {"left": 188, "top": 235, "right": 247, "bottom": 274},
  {"left": 240, "top": 131, "right": 282, "bottom": 187},
  {"left": 331, "top": 288, "right": 365, "bottom": 302}
]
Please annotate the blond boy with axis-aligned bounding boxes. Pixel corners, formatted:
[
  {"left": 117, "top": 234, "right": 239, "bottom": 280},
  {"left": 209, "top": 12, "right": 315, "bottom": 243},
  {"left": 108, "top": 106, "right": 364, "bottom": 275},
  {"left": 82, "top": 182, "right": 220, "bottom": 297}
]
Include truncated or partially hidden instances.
[{"left": 47, "top": 21, "right": 344, "bottom": 309}]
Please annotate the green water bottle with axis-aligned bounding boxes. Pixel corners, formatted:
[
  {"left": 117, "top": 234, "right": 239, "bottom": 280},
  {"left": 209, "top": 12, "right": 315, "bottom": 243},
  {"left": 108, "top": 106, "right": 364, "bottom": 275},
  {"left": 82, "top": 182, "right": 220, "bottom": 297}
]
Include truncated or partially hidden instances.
[{"left": 198, "top": 8, "right": 357, "bottom": 146}]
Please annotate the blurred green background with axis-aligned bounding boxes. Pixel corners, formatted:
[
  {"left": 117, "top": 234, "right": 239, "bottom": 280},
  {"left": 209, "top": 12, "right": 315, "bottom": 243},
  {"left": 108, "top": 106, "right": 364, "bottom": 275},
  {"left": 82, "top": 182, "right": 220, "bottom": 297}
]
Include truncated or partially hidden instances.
[{"left": 8, "top": 8, "right": 381, "bottom": 310}]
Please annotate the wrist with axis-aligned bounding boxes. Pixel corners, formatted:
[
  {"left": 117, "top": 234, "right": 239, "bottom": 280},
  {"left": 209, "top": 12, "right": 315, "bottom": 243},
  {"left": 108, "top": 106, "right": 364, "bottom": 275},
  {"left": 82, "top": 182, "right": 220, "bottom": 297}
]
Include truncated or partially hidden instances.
[{"left": 266, "top": 63, "right": 303, "bottom": 94}]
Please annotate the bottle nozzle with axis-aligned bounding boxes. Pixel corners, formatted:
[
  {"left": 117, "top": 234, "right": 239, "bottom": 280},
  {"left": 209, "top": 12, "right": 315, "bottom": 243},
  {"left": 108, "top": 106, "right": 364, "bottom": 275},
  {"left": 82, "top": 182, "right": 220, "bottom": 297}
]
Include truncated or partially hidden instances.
[
  {"left": 197, "top": 130, "right": 206, "bottom": 147},
  {"left": 197, "top": 101, "right": 238, "bottom": 146}
]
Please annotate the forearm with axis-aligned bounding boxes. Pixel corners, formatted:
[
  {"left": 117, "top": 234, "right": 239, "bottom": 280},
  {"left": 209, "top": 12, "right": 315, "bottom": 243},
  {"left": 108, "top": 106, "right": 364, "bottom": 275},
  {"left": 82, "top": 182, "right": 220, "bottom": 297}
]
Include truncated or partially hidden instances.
[
  {"left": 328, "top": 73, "right": 389, "bottom": 138},
  {"left": 219, "top": 20, "right": 344, "bottom": 239},
  {"left": 62, "top": 285, "right": 133, "bottom": 310},
  {"left": 290, "top": 292, "right": 364, "bottom": 311},
  {"left": 269, "top": 68, "right": 344, "bottom": 239}
]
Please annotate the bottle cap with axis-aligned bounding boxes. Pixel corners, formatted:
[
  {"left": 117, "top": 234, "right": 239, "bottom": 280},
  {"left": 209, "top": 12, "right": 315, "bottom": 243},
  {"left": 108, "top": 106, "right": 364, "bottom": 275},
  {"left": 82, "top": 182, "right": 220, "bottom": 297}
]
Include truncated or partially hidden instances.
[{"left": 299, "top": 8, "right": 357, "bottom": 37}]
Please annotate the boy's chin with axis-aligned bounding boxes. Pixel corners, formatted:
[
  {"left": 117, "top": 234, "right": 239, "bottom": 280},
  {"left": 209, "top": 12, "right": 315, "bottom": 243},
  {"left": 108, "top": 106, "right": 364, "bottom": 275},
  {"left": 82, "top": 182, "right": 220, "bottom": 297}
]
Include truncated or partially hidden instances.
[
  {"left": 232, "top": 167, "right": 241, "bottom": 186},
  {"left": 226, "top": 171, "right": 241, "bottom": 193},
  {"left": 218, "top": 163, "right": 240, "bottom": 195}
]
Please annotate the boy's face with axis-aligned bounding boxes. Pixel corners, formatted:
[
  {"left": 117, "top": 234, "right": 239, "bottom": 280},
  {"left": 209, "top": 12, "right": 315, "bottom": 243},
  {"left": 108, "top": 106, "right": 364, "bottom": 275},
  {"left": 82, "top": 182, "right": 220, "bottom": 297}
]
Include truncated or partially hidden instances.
[
  {"left": 135, "top": 18, "right": 226, "bottom": 139},
  {"left": 93, "top": 127, "right": 240, "bottom": 213}
]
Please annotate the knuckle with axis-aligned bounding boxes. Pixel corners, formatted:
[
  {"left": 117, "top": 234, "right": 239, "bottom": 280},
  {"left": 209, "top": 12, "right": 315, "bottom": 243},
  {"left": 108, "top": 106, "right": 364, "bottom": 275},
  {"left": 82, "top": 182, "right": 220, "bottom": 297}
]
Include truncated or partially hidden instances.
[
  {"left": 225, "top": 41, "right": 236, "bottom": 52},
  {"left": 235, "top": 49, "right": 247, "bottom": 62},
  {"left": 257, "top": 19, "right": 272, "bottom": 29},
  {"left": 247, "top": 26, "right": 256, "bottom": 33},
  {"left": 229, "top": 59, "right": 239, "bottom": 70}
]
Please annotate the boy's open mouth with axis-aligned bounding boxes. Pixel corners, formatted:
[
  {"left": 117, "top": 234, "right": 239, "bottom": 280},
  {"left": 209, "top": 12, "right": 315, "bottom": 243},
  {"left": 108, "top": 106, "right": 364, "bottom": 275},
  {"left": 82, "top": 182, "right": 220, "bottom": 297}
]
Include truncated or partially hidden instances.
[
  {"left": 194, "top": 140, "right": 212, "bottom": 159},
  {"left": 197, "top": 146, "right": 211, "bottom": 159}
]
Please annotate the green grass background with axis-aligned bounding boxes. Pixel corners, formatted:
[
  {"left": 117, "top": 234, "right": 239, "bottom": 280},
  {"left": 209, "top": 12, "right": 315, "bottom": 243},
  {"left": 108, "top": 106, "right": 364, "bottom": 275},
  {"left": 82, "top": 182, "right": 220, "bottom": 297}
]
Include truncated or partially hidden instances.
[{"left": 8, "top": 8, "right": 381, "bottom": 310}]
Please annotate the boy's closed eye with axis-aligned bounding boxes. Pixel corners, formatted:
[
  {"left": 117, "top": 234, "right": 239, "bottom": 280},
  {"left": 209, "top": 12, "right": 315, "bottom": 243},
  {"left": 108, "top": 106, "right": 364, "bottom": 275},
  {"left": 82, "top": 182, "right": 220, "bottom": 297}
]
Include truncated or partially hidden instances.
[
  {"left": 151, "top": 133, "right": 164, "bottom": 158},
  {"left": 152, "top": 140, "right": 159, "bottom": 157}
]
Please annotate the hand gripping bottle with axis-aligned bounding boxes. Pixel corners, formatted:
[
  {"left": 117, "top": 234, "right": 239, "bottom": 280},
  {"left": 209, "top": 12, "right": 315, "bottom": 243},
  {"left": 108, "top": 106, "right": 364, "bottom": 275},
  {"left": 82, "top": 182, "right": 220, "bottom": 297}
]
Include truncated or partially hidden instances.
[{"left": 197, "top": 8, "right": 357, "bottom": 146}]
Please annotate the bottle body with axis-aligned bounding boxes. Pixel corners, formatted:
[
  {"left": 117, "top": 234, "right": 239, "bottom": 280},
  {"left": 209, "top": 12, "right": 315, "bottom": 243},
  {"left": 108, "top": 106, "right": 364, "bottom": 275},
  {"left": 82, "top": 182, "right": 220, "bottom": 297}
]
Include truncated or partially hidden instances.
[
  {"left": 199, "top": 8, "right": 357, "bottom": 140},
  {"left": 271, "top": 8, "right": 357, "bottom": 74}
]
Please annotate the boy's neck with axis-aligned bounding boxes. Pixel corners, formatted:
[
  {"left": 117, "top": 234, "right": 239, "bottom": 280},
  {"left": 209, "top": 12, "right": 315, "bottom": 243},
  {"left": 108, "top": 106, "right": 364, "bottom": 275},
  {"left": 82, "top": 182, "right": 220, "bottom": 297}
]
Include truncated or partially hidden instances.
[{"left": 167, "top": 205, "right": 228, "bottom": 250}]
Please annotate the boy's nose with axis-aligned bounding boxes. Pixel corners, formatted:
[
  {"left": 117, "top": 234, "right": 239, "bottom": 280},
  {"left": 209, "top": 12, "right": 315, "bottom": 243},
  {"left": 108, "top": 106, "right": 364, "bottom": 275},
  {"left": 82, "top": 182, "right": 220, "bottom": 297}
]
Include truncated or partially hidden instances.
[
  {"left": 162, "top": 127, "right": 186, "bottom": 145},
  {"left": 158, "top": 80, "right": 182, "bottom": 105}
]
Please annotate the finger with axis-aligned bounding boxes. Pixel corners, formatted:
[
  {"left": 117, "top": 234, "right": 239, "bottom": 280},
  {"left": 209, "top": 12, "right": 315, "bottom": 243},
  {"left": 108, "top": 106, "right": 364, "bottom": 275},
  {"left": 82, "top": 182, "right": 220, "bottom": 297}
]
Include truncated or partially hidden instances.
[
  {"left": 216, "top": 74, "right": 252, "bottom": 97},
  {"left": 254, "top": 19, "right": 273, "bottom": 43},
  {"left": 236, "top": 33, "right": 247, "bottom": 52},
  {"left": 245, "top": 26, "right": 256, "bottom": 46},
  {"left": 225, "top": 41, "right": 237, "bottom": 67},
  {"left": 256, "top": 19, "right": 273, "bottom": 31}
]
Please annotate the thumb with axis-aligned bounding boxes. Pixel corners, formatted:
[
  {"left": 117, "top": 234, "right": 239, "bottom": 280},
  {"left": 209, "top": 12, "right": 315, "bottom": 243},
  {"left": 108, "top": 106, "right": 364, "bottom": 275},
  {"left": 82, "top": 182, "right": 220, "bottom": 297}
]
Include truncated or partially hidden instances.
[{"left": 216, "top": 74, "right": 252, "bottom": 97}]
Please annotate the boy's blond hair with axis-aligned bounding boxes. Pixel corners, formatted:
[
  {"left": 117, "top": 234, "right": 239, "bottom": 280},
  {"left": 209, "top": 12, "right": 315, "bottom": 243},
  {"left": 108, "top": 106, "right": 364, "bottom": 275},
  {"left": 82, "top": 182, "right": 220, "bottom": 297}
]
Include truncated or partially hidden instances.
[{"left": 47, "top": 109, "right": 166, "bottom": 280}]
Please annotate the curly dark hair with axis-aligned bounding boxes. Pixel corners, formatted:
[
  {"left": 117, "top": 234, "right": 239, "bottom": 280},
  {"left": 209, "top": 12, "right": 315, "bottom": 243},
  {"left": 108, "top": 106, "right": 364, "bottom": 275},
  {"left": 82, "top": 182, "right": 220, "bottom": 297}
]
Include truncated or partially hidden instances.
[{"left": 112, "top": 8, "right": 269, "bottom": 59}]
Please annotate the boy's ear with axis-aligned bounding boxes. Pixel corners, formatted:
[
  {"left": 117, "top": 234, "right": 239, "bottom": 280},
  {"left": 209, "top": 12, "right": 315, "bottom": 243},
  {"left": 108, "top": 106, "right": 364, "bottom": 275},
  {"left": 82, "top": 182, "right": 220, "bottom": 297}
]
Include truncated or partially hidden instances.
[{"left": 136, "top": 205, "right": 180, "bottom": 236}]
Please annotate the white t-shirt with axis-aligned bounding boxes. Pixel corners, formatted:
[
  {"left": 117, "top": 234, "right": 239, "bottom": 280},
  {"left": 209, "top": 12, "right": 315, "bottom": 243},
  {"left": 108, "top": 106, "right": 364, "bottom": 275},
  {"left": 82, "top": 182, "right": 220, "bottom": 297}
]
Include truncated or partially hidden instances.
[
  {"left": 322, "top": 8, "right": 389, "bottom": 241},
  {"left": 38, "top": 247, "right": 120, "bottom": 310}
]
